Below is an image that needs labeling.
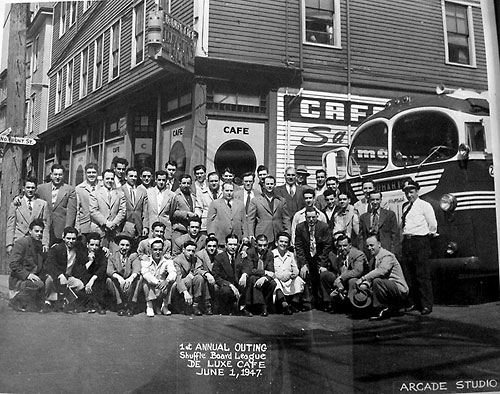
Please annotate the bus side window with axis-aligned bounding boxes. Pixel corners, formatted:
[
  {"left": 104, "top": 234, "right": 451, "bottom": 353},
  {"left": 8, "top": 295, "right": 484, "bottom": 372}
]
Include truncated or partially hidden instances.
[{"left": 465, "top": 123, "right": 486, "bottom": 152}]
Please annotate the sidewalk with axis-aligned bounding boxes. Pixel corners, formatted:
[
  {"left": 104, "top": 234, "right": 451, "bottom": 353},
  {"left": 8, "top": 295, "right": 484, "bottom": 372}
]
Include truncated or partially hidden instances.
[{"left": 0, "top": 274, "right": 9, "bottom": 300}]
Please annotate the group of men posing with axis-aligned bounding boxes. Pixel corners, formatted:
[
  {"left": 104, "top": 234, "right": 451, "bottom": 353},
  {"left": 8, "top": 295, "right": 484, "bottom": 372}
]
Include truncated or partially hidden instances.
[{"left": 7, "top": 158, "right": 437, "bottom": 321}]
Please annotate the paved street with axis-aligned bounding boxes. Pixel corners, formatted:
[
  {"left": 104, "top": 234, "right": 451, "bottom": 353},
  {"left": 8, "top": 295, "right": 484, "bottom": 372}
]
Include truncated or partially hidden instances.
[{"left": 1, "top": 297, "right": 500, "bottom": 394}]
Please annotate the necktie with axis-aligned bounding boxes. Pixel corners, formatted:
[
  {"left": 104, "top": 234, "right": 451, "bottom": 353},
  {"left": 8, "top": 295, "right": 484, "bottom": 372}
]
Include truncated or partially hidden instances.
[
  {"left": 228, "top": 200, "right": 232, "bottom": 210},
  {"left": 289, "top": 185, "right": 295, "bottom": 197},
  {"left": 245, "top": 192, "right": 251, "bottom": 214},
  {"left": 257, "top": 257, "right": 264, "bottom": 271},
  {"left": 51, "top": 187, "right": 58, "bottom": 206},
  {"left": 309, "top": 226, "right": 316, "bottom": 257},
  {"left": 371, "top": 210, "right": 379, "bottom": 233},
  {"left": 130, "top": 187, "right": 136, "bottom": 206},
  {"left": 108, "top": 189, "right": 112, "bottom": 204},
  {"left": 186, "top": 194, "right": 193, "bottom": 211},
  {"left": 402, "top": 202, "right": 413, "bottom": 229},
  {"left": 91, "top": 185, "right": 95, "bottom": 192},
  {"left": 27, "top": 199, "right": 32, "bottom": 212},
  {"left": 212, "top": 190, "right": 218, "bottom": 200}
]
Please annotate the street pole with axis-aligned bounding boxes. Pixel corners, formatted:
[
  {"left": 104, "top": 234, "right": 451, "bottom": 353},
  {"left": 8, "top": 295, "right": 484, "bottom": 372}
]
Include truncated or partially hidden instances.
[{"left": 0, "top": 3, "right": 29, "bottom": 273}]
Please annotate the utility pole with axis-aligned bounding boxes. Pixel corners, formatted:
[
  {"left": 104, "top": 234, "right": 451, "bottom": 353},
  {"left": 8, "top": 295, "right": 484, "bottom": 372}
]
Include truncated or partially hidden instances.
[{"left": 0, "top": 3, "right": 29, "bottom": 273}]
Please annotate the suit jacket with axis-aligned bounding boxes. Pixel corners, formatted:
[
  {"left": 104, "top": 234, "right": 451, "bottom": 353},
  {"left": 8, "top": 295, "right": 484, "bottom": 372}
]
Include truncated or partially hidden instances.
[
  {"left": 75, "top": 181, "right": 97, "bottom": 234},
  {"left": 121, "top": 184, "right": 149, "bottom": 237},
  {"left": 245, "top": 247, "right": 275, "bottom": 278},
  {"left": 173, "top": 253, "right": 198, "bottom": 293},
  {"left": 275, "top": 184, "right": 306, "bottom": 217},
  {"left": 146, "top": 187, "right": 176, "bottom": 240},
  {"left": 234, "top": 187, "right": 261, "bottom": 204},
  {"left": 166, "top": 177, "right": 180, "bottom": 193},
  {"left": 247, "top": 194, "right": 290, "bottom": 243},
  {"left": 196, "top": 187, "right": 223, "bottom": 232},
  {"left": 206, "top": 198, "right": 247, "bottom": 245},
  {"left": 107, "top": 250, "right": 141, "bottom": 279},
  {"left": 8, "top": 236, "right": 46, "bottom": 290},
  {"left": 89, "top": 186, "right": 126, "bottom": 238},
  {"left": 332, "top": 205, "right": 359, "bottom": 239},
  {"left": 172, "top": 233, "right": 207, "bottom": 257},
  {"left": 170, "top": 190, "right": 202, "bottom": 234},
  {"left": 6, "top": 197, "right": 50, "bottom": 248},
  {"left": 212, "top": 251, "right": 248, "bottom": 288},
  {"left": 37, "top": 182, "right": 77, "bottom": 239},
  {"left": 295, "top": 220, "right": 332, "bottom": 268},
  {"left": 325, "top": 247, "right": 369, "bottom": 282},
  {"left": 194, "top": 249, "right": 219, "bottom": 277},
  {"left": 358, "top": 208, "right": 399, "bottom": 254},
  {"left": 81, "top": 248, "right": 108, "bottom": 284},
  {"left": 45, "top": 241, "right": 88, "bottom": 281}
]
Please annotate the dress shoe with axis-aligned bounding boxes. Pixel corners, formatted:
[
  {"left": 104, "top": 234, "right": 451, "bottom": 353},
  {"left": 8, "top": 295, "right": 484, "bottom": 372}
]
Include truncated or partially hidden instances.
[
  {"left": 97, "top": 307, "right": 106, "bottom": 315},
  {"left": 283, "top": 305, "right": 293, "bottom": 315},
  {"left": 193, "top": 303, "right": 203, "bottom": 316},
  {"left": 369, "top": 307, "right": 391, "bottom": 321},
  {"left": 39, "top": 302, "right": 53, "bottom": 314},
  {"left": 242, "top": 308, "right": 253, "bottom": 317},
  {"left": 261, "top": 308, "right": 269, "bottom": 317},
  {"left": 421, "top": 307, "right": 432, "bottom": 315},
  {"left": 117, "top": 309, "right": 126, "bottom": 317},
  {"left": 300, "top": 303, "right": 312, "bottom": 312},
  {"left": 9, "top": 299, "right": 27, "bottom": 312},
  {"left": 290, "top": 304, "right": 300, "bottom": 313},
  {"left": 405, "top": 304, "right": 417, "bottom": 312},
  {"left": 146, "top": 305, "right": 155, "bottom": 317},
  {"left": 126, "top": 308, "right": 134, "bottom": 317},
  {"left": 87, "top": 308, "right": 97, "bottom": 314},
  {"left": 205, "top": 303, "right": 213, "bottom": 316}
]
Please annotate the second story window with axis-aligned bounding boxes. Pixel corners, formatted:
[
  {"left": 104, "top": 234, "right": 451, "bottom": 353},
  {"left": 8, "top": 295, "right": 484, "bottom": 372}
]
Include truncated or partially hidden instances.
[
  {"left": 109, "top": 20, "right": 121, "bottom": 80},
  {"left": 83, "top": 0, "right": 94, "bottom": 13},
  {"left": 65, "top": 59, "right": 74, "bottom": 107},
  {"left": 80, "top": 47, "right": 89, "bottom": 98},
  {"left": 33, "top": 36, "right": 39, "bottom": 73},
  {"left": 55, "top": 69, "right": 63, "bottom": 114},
  {"left": 443, "top": 1, "right": 476, "bottom": 66},
  {"left": 69, "top": 1, "right": 77, "bottom": 27},
  {"left": 132, "top": 1, "right": 145, "bottom": 67},
  {"left": 304, "top": 0, "right": 340, "bottom": 47},
  {"left": 59, "top": 2, "right": 67, "bottom": 36},
  {"left": 93, "top": 34, "right": 104, "bottom": 90}
]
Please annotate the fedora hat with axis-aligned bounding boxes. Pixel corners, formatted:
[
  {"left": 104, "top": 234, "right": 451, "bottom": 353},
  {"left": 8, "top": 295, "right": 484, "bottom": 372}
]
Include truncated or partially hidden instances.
[
  {"left": 296, "top": 165, "right": 310, "bottom": 176},
  {"left": 348, "top": 286, "right": 372, "bottom": 309}
]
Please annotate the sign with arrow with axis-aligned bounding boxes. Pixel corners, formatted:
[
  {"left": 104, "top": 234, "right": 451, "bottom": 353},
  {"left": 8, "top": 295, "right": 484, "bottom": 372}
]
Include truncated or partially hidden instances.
[{"left": 0, "top": 127, "right": 37, "bottom": 145}]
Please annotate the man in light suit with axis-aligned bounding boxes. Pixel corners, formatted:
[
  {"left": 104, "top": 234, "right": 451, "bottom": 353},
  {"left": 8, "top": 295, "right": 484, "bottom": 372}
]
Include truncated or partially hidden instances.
[
  {"left": 358, "top": 191, "right": 399, "bottom": 255},
  {"left": 172, "top": 216, "right": 207, "bottom": 257},
  {"left": 196, "top": 171, "right": 222, "bottom": 234},
  {"left": 275, "top": 166, "right": 306, "bottom": 218},
  {"left": 121, "top": 167, "right": 149, "bottom": 238},
  {"left": 36, "top": 163, "right": 77, "bottom": 245},
  {"left": 89, "top": 169, "right": 126, "bottom": 249},
  {"left": 7, "top": 177, "right": 50, "bottom": 254},
  {"left": 170, "top": 174, "right": 202, "bottom": 240},
  {"left": 147, "top": 170, "right": 176, "bottom": 241},
  {"left": 75, "top": 163, "right": 100, "bottom": 241},
  {"left": 248, "top": 175, "right": 290, "bottom": 247},
  {"left": 207, "top": 182, "right": 248, "bottom": 247}
]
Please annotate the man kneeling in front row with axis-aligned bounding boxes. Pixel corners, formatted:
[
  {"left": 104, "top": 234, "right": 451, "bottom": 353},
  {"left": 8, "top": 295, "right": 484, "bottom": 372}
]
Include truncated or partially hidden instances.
[{"left": 355, "top": 233, "right": 409, "bottom": 321}]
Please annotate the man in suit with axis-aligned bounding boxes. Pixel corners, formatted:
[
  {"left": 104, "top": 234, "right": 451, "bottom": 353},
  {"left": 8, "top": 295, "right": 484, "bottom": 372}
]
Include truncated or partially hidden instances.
[
  {"left": 275, "top": 166, "right": 305, "bottom": 218},
  {"left": 256, "top": 165, "right": 269, "bottom": 193},
  {"left": 90, "top": 169, "right": 126, "bottom": 249},
  {"left": 315, "top": 169, "right": 327, "bottom": 196},
  {"left": 333, "top": 192, "right": 360, "bottom": 241},
  {"left": 170, "top": 174, "right": 202, "bottom": 240},
  {"left": 172, "top": 216, "right": 207, "bottom": 257},
  {"left": 322, "top": 189, "right": 337, "bottom": 232},
  {"left": 137, "top": 221, "right": 172, "bottom": 259},
  {"left": 139, "top": 167, "right": 154, "bottom": 189},
  {"left": 172, "top": 240, "right": 209, "bottom": 315},
  {"left": 212, "top": 234, "right": 251, "bottom": 315},
  {"left": 45, "top": 227, "right": 87, "bottom": 313},
  {"left": 147, "top": 170, "right": 176, "bottom": 241},
  {"left": 111, "top": 156, "right": 128, "bottom": 189},
  {"left": 316, "top": 176, "right": 340, "bottom": 211},
  {"left": 353, "top": 179, "right": 375, "bottom": 217},
  {"left": 358, "top": 191, "right": 399, "bottom": 255},
  {"left": 107, "top": 234, "right": 142, "bottom": 316},
  {"left": 8, "top": 219, "right": 55, "bottom": 312},
  {"left": 234, "top": 171, "right": 261, "bottom": 219},
  {"left": 194, "top": 235, "right": 219, "bottom": 314},
  {"left": 121, "top": 167, "right": 149, "bottom": 238},
  {"left": 197, "top": 171, "right": 222, "bottom": 234},
  {"left": 248, "top": 175, "right": 291, "bottom": 247},
  {"left": 80, "top": 232, "right": 108, "bottom": 314},
  {"left": 207, "top": 182, "right": 248, "bottom": 247},
  {"left": 141, "top": 238, "right": 177, "bottom": 317},
  {"left": 320, "top": 233, "right": 368, "bottom": 312},
  {"left": 75, "top": 163, "right": 100, "bottom": 241},
  {"left": 165, "top": 160, "right": 180, "bottom": 192},
  {"left": 36, "top": 163, "right": 77, "bottom": 245},
  {"left": 290, "top": 188, "right": 327, "bottom": 244},
  {"left": 295, "top": 207, "right": 333, "bottom": 309},
  {"left": 7, "top": 177, "right": 50, "bottom": 254}
]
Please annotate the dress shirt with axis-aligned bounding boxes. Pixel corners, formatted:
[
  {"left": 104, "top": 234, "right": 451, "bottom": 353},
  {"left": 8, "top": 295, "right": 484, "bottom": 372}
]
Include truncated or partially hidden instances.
[
  {"left": 402, "top": 198, "right": 437, "bottom": 236},
  {"left": 66, "top": 247, "right": 77, "bottom": 276},
  {"left": 51, "top": 185, "right": 60, "bottom": 206}
]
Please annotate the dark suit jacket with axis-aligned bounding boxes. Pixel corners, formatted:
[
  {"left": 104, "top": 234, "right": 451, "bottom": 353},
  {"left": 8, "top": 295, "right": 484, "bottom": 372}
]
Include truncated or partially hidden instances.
[
  {"left": 245, "top": 247, "right": 275, "bottom": 278},
  {"left": 358, "top": 208, "right": 399, "bottom": 254},
  {"left": 8, "top": 236, "right": 46, "bottom": 290},
  {"left": 45, "top": 241, "right": 87, "bottom": 281},
  {"left": 173, "top": 253, "right": 197, "bottom": 293},
  {"left": 194, "top": 249, "right": 218, "bottom": 277},
  {"left": 275, "top": 184, "right": 306, "bottom": 217},
  {"left": 325, "top": 247, "right": 369, "bottom": 282},
  {"left": 295, "top": 221, "right": 332, "bottom": 268},
  {"left": 37, "top": 182, "right": 77, "bottom": 240},
  {"left": 106, "top": 251, "right": 141, "bottom": 279},
  {"left": 80, "top": 248, "right": 108, "bottom": 284},
  {"left": 212, "top": 251, "right": 249, "bottom": 288}
]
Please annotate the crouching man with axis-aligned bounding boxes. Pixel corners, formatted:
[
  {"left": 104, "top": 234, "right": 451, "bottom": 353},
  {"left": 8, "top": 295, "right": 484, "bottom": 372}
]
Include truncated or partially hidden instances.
[
  {"left": 356, "top": 233, "right": 409, "bottom": 321},
  {"left": 8, "top": 219, "right": 56, "bottom": 312},
  {"left": 141, "top": 238, "right": 176, "bottom": 317},
  {"left": 106, "top": 234, "right": 142, "bottom": 316}
]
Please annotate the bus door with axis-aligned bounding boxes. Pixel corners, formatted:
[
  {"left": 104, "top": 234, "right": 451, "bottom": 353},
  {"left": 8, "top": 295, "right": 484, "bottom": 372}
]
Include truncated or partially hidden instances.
[{"left": 322, "top": 147, "right": 348, "bottom": 181}]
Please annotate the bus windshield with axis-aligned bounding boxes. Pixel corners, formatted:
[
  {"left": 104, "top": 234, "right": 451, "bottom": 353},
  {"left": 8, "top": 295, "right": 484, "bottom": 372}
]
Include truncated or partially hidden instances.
[
  {"left": 348, "top": 121, "right": 388, "bottom": 176},
  {"left": 392, "top": 111, "right": 459, "bottom": 167}
]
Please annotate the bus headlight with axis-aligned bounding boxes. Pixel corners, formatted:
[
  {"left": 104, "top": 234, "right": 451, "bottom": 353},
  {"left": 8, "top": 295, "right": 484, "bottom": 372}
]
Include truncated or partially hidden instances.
[{"left": 440, "top": 194, "right": 457, "bottom": 212}]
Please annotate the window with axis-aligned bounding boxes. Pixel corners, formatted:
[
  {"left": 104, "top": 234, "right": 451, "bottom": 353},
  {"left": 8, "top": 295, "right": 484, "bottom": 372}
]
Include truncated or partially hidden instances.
[
  {"left": 93, "top": 35, "right": 104, "bottom": 90},
  {"left": 80, "top": 47, "right": 89, "bottom": 98},
  {"left": 304, "top": 0, "right": 340, "bottom": 47},
  {"left": 132, "top": 1, "right": 145, "bottom": 67},
  {"left": 30, "top": 95, "right": 36, "bottom": 134},
  {"left": 465, "top": 122, "right": 486, "bottom": 152},
  {"left": 444, "top": 1, "right": 475, "bottom": 66},
  {"left": 65, "top": 59, "right": 74, "bottom": 107},
  {"left": 55, "top": 69, "right": 63, "bottom": 113},
  {"left": 83, "top": 0, "right": 94, "bottom": 12},
  {"left": 109, "top": 20, "right": 121, "bottom": 80},
  {"left": 59, "top": 2, "right": 67, "bottom": 36},
  {"left": 33, "top": 36, "right": 39, "bottom": 72},
  {"left": 69, "top": 1, "right": 76, "bottom": 27},
  {"left": 348, "top": 122, "right": 388, "bottom": 176},
  {"left": 26, "top": 44, "right": 32, "bottom": 78}
]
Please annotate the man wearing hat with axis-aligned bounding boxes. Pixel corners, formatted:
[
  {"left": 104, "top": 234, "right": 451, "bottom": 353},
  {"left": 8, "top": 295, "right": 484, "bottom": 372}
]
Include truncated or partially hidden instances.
[
  {"left": 400, "top": 179, "right": 437, "bottom": 315},
  {"left": 295, "top": 165, "right": 311, "bottom": 187},
  {"left": 356, "top": 233, "right": 408, "bottom": 320}
]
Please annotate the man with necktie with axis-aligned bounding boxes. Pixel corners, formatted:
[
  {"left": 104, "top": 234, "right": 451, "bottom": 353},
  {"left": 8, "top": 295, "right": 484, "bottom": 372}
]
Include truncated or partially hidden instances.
[
  {"left": 400, "top": 179, "right": 438, "bottom": 316},
  {"left": 75, "top": 163, "right": 100, "bottom": 242},
  {"left": 121, "top": 167, "right": 149, "bottom": 238}
]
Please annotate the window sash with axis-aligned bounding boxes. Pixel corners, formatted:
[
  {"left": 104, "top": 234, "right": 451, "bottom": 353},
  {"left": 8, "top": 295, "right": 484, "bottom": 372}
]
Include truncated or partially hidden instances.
[
  {"left": 94, "top": 36, "right": 103, "bottom": 90},
  {"left": 133, "top": 1, "right": 145, "bottom": 65}
]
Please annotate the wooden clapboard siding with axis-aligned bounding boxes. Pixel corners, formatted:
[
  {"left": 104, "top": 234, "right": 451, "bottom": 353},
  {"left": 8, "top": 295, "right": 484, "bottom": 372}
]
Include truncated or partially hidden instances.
[
  {"left": 47, "top": 0, "right": 192, "bottom": 131},
  {"left": 208, "top": 0, "right": 301, "bottom": 67}
]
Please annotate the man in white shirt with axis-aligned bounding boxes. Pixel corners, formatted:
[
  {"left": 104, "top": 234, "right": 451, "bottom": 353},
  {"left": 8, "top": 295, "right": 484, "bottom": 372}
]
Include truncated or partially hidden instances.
[
  {"left": 400, "top": 179, "right": 437, "bottom": 316},
  {"left": 290, "top": 188, "right": 327, "bottom": 244}
]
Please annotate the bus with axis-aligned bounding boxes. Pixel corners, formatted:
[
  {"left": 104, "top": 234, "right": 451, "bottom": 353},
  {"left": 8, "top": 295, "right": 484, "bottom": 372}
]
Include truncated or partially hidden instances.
[{"left": 331, "top": 86, "right": 498, "bottom": 304}]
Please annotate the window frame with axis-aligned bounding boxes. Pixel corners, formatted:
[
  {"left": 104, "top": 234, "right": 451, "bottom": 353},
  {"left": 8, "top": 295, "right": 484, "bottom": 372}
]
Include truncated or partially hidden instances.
[
  {"left": 65, "top": 59, "right": 74, "bottom": 108},
  {"left": 93, "top": 34, "right": 104, "bottom": 91},
  {"left": 68, "top": 1, "right": 77, "bottom": 27},
  {"left": 131, "top": 0, "right": 146, "bottom": 68},
  {"left": 30, "top": 95, "right": 36, "bottom": 134},
  {"left": 59, "top": 2, "right": 67, "bottom": 37},
  {"left": 83, "top": 0, "right": 94, "bottom": 13},
  {"left": 55, "top": 68, "right": 63, "bottom": 114},
  {"left": 302, "top": 0, "right": 341, "bottom": 49},
  {"left": 79, "top": 46, "right": 89, "bottom": 99},
  {"left": 33, "top": 35, "right": 39, "bottom": 73},
  {"left": 109, "top": 19, "right": 121, "bottom": 81},
  {"left": 442, "top": 0, "right": 477, "bottom": 67}
]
